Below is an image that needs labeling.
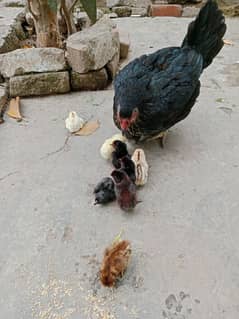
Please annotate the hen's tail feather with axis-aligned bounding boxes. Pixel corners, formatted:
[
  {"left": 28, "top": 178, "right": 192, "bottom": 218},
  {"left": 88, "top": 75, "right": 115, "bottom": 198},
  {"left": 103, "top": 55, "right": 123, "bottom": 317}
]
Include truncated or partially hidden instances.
[{"left": 182, "top": 0, "right": 226, "bottom": 69}]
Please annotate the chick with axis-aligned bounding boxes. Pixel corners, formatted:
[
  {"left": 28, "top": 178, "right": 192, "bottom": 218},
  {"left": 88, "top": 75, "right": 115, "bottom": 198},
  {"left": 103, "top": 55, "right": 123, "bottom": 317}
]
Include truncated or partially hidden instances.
[
  {"left": 100, "top": 134, "right": 127, "bottom": 160},
  {"left": 65, "top": 111, "right": 85, "bottom": 133},
  {"left": 111, "top": 170, "right": 137, "bottom": 211},
  {"left": 131, "top": 149, "right": 149, "bottom": 186},
  {"left": 94, "top": 177, "right": 116, "bottom": 205},
  {"left": 112, "top": 140, "right": 130, "bottom": 169},
  {"left": 100, "top": 240, "right": 131, "bottom": 287},
  {"left": 119, "top": 156, "right": 136, "bottom": 183}
]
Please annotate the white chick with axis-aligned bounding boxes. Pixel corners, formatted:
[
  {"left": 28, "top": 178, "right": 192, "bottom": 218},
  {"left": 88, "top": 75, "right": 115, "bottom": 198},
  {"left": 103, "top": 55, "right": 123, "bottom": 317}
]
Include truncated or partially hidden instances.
[
  {"left": 65, "top": 111, "right": 85, "bottom": 133},
  {"left": 131, "top": 148, "right": 149, "bottom": 186},
  {"left": 100, "top": 133, "right": 127, "bottom": 160}
]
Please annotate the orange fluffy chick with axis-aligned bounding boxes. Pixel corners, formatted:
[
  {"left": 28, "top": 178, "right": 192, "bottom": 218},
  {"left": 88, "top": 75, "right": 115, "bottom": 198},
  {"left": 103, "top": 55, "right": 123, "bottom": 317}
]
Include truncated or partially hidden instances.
[{"left": 100, "top": 240, "right": 131, "bottom": 287}]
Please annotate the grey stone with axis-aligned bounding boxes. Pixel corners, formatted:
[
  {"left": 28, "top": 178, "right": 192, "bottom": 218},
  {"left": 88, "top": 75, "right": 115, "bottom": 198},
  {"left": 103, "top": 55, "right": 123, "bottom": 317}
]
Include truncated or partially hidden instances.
[
  {"left": 131, "top": 7, "right": 149, "bottom": 16},
  {"left": 112, "top": 6, "right": 132, "bottom": 17},
  {"left": 67, "top": 16, "right": 119, "bottom": 73},
  {"left": 106, "top": 51, "right": 119, "bottom": 79},
  {"left": 182, "top": 6, "right": 200, "bottom": 17},
  {"left": 0, "top": 83, "right": 8, "bottom": 112},
  {"left": 0, "top": 48, "right": 67, "bottom": 78},
  {"left": 9, "top": 71, "right": 70, "bottom": 97},
  {"left": 71, "top": 68, "right": 108, "bottom": 91}
]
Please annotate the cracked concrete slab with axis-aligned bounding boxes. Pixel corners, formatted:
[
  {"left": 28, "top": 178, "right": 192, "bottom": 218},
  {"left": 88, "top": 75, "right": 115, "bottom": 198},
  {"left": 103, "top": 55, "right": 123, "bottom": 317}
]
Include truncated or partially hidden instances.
[{"left": 0, "top": 17, "right": 239, "bottom": 319}]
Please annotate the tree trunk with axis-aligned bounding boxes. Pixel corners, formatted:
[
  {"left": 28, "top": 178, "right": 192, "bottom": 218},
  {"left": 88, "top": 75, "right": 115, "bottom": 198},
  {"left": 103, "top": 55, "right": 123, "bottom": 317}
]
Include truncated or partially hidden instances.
[{"left": 28, "top": 0, "right": 61, "bottom": 48}]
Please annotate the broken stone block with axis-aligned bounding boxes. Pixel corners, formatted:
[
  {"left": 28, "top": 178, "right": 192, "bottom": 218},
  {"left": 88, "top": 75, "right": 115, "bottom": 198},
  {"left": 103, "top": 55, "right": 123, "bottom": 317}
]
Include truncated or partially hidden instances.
[
  {"left": 112, "top": 6, "right": 132, "bottom": 17},
  {"left": 118, "top": 30, "right": 130, "bottom": 59},
  {"left": 106, "top": 51, "right": 120, "bottom": 79},
  {"left": 0, "top": 48, "right": 67, "bottom": 78},
  {"left": 9, "top": 71, "right": 70, "bottom": 97},
  {"left": 71, "top": 69, "right": 108, "bottom": 91},
  {"left": 67, "top": 16, "right": 119, "bottom": 73}
]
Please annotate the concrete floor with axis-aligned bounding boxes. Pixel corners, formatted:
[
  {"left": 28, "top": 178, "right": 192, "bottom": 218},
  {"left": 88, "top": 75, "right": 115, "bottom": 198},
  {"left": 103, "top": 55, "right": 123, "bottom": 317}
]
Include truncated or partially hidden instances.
[{"left": 0, "top": 17, "right": 239, "bottom": 319}]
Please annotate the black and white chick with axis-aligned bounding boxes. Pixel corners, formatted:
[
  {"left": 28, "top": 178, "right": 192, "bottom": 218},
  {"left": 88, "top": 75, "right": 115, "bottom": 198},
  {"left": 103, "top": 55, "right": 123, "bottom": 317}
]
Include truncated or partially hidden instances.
[{"left": 94, "top": 177, "right": 116, "bottom": 205}]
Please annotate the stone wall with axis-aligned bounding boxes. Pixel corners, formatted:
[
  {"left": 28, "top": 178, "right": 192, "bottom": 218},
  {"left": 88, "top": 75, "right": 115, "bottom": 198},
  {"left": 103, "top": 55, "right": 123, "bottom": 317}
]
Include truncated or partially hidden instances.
[{"left": 0, "top": 15, "right": 130, "bottom": 98}]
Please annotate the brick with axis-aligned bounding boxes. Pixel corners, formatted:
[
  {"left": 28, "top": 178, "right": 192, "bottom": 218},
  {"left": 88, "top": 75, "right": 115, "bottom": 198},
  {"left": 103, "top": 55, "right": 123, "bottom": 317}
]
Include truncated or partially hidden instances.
[{"left": 150, "top": 4, "right": 183, "bottom": 17}]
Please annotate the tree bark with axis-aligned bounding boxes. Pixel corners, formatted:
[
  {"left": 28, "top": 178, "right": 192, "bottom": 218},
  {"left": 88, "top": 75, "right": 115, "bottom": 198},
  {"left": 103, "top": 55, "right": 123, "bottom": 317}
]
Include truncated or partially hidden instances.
[{"left": 28, "top": 0, "right": 61, "bottom": 48}]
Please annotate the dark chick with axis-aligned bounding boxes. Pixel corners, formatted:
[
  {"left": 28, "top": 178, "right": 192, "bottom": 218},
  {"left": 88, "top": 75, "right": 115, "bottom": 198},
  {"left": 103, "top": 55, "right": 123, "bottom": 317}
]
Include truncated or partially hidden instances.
[
  {"left": 113, "top": 0, "right": 226, "bottom": 144},
  {"left": 111, "top": 140, "right": 129, "bottom": 169},
  {"left": 111, "top": 170, "right": 137, "bottom": 211},
  {"left": 100, "top": 240, "right": 131, "bottom": 287},
  {"left": 94, "top": 177, "right": 116, "bottom": 205},
  {"left": 119, "top": 156, "right": 136, "bottom": 183}
]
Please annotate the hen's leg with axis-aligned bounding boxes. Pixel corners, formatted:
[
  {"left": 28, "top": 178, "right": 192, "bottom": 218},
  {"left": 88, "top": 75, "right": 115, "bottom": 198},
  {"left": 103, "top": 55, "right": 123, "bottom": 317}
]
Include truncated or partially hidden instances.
[{"left": 157, "top": 131, "right": 168, "bottom": 148}]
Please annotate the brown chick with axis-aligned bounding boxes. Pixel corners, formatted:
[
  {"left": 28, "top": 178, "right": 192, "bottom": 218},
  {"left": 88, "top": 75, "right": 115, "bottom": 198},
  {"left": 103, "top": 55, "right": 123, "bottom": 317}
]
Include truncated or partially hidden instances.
[
  {"left": 100, "top": 240, "right": 131, "bottom": 287},
  {"left": 111, "top": 169, "right": 137, "bottom": 211}
]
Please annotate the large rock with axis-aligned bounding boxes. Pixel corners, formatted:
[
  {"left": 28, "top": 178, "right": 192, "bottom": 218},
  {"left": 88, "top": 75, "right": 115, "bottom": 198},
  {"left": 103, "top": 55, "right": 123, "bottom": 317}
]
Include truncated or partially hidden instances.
[
  {"left": 71, "top": 69, "right": 108, "bottom": 91},
  {"left": 67, "top": 16, "right": 120, "bottom": 73},
  {"left": 0, "top": 48, "right": 67, "bottom": 78},
  {"left": 9, "top": 71, "right": 70, "bottom": 97}
]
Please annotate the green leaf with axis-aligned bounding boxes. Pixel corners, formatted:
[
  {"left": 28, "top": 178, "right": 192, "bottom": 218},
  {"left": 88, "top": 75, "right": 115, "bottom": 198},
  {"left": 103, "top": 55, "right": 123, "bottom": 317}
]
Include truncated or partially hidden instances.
[
  {"left": 80, "top": 0, "right": 96, "bottom": 24},
  {"left": 47, "top": 0, "right": 58, "bottom": 12}
]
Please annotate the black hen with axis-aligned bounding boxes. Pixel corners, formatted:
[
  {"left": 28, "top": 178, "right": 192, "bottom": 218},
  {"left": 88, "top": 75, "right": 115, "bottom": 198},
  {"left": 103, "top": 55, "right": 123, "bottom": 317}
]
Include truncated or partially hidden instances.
[{"left": 113, "top": 0, "right": 226, "bottom": 142}]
